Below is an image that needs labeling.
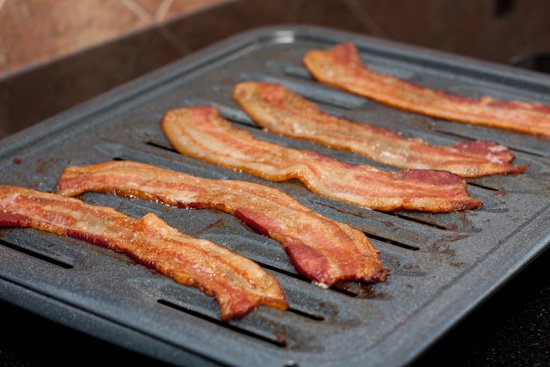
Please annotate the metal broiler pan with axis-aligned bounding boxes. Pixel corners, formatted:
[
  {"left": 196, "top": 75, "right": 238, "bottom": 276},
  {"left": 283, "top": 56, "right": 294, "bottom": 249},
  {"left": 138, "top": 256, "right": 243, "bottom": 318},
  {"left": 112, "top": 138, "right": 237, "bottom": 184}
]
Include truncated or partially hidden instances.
[{"left": 0, "top": 26, "right": 548, "bottom": 367}]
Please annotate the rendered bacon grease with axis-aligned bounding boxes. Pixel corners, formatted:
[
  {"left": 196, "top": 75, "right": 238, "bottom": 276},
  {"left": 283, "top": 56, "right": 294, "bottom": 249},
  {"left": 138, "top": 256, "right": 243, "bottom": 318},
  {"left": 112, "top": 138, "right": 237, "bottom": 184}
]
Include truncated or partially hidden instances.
[
  {"left": 304, "top": 42, "right": 550, "bottom": 137},
  {"left": 161, "top": 106, "right": 482, "bottom": 212},
  {"left": 233, "top": 82, "right": 528, "bottom": 177},
  {"left": 0, "top": 185, "right": 287, "bottom": 320},
  {"left": 57, "top": 161, "right": 388, "bottom": 286}
]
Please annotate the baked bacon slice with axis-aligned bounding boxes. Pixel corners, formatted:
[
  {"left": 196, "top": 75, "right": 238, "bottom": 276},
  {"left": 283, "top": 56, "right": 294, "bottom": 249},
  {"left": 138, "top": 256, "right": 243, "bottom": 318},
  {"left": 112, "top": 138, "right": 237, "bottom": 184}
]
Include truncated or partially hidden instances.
[
  {"left": 233, "top": 82, "right": 528, "bottom": 178},
  {"left": 303, "top": 42, "right": 550, "bottom": 137},
  {"left": 57, "top": 161, "right": 388, "bottom": 286},
  {"left": 0, "top": 185, "right": 287, "bottom": 320},
  {"left": 161, "top": 106, "right": 482, "bottom": 212}
]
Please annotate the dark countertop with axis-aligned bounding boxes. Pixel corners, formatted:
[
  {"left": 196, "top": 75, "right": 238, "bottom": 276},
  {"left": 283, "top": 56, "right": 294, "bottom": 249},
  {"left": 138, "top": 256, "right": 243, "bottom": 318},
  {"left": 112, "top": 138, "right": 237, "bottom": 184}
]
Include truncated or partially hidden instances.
[{"left": 0, "top": 1, "right": 549, "bottom": 366}]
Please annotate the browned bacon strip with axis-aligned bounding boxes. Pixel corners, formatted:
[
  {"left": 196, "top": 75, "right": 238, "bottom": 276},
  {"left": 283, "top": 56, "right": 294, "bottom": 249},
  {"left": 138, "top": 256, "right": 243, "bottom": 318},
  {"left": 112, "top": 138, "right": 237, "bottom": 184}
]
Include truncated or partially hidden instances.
[
  {"left": 233, "top": 82, "right": 528, "bottom": 178},
  {"left": 304, "top": 42, "right": 550, "bottom": 137},
  {"left": 57, "top": 161, "right": 388, "bottom": 286},
  {"left": 161, "top": 106, "right": 482, "bottom": 212},
  {"left": 0, "top": 185, "right": 287, "bottom": 320}
]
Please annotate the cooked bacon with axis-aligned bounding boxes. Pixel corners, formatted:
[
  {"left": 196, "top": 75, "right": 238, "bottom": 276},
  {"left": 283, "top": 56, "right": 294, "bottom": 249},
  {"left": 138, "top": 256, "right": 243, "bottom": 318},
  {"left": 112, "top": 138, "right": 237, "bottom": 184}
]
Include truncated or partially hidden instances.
[
  {"left": 161, "top": 106, "right": 482, "bottom": 212},
  {"left": 0, "top": 185, "right": 287, "bottom": 320},
  {"left": 233, "top": 82, "right": 528, "bottom": 178},
  {"left": 303, "top": 42, "right": 550, "bottom": 137},
  {"left": 57, "top": 161, "right": 388, "bottom": 286}
]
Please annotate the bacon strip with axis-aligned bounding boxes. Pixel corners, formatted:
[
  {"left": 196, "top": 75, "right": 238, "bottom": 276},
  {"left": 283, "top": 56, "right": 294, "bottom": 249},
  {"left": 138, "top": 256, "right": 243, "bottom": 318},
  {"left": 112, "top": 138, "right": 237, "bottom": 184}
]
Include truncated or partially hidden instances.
[
  {"left": 57, "top": 161, "right": 388, "bottom": 286},
  {"left": 233, "top": 82, "right": 528, "bottom": 178},
  {"left": 0, "top": 185, "right": 287, "bottom": 320},
  {"left": 161, "top": 106, "right": 482, "bottom": 212},
  {"left": 303, "top": 42, "right": 550, "bottom": 137}
]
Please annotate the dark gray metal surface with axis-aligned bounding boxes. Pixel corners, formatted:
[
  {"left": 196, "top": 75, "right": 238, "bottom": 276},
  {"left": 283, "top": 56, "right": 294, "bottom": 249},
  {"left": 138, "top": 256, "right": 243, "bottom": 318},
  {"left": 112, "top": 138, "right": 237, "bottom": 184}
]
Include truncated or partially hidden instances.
[{"left": 0, "top": 26, "right": 548, "bottom": 367}]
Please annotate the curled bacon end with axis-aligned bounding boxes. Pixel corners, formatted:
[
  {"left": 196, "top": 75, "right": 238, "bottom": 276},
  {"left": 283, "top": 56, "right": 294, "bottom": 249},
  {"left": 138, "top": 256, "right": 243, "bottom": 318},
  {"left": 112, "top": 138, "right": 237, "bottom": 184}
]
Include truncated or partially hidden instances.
[
  {"left": 0, "top": 185, "right": 287, "bottom": 320},
  {"left": 161, "top": 106, "right": 482, "bottom": 213},
  {"left": 303, "top": 42, "right": 550, "bottom": 137},
  {"left": 57, "top": 161, "right": 388, "bottom": 286},
  {"left": 233, "top": 82, "right": 528, "bottom": 178}
]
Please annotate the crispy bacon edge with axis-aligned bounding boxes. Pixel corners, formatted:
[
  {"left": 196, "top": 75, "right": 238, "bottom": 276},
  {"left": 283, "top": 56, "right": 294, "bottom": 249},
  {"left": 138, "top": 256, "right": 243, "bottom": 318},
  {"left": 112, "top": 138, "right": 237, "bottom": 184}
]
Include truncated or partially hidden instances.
[
  {"left": 232, "top": 81, "right": 528, "bottom": 178},
  {"left": 56, "top": 161, "right": 388, "bottom": 286},
  {"left": 303, "top": 42, "right": 550, "bottom": 137},
  {"left": 0, "top": 185, "right": 287, "bottom": 320},
  {"left": 160, "top": 106, "right": 483, "bottom": 213}
]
